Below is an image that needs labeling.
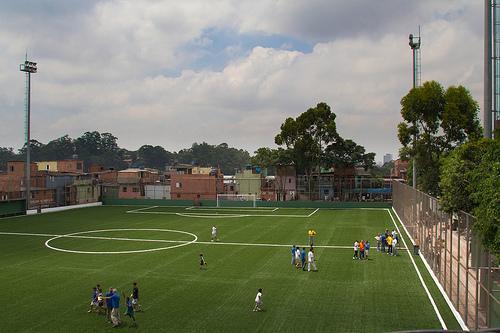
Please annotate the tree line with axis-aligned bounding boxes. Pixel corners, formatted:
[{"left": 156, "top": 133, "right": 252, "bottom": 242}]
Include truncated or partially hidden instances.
[
  {"left": 398, "top": 80, "right": 499, "bottom": 256},
  {"left": 0, "top": 133, "right": 251, "bottom": 175}
]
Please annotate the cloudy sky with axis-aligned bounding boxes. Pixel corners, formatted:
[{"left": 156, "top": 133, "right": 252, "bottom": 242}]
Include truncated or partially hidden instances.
[{"left": 0, "top": 0, "right": 483, "bottom": 163}]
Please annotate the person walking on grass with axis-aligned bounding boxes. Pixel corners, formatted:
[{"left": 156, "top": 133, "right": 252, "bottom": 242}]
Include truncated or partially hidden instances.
[
  {"left": 124, "top": 296, "right": 137, "bottom": 327},
  {"left": 301, "top": 247, "right": 307, "bottom": 271},
  {"left": 253, "top": 288, "right": 263, "bottom": 312},
  {"left": 353, "top": 240, "right": 359, "bottom": 260},
  {"left": 359, "top": 240, "right": 365, "bottom": 260},
  {"left": 88, "top": 287, "right": 98, "bottom": 313},
  {"left": 291, "top": 245, "right": 296, "bottom": 266},
  {"left": 365, "top": 241, "right": 371, "bottom": 259},
  {"left": 211, "top": 226, "right": 218, "bottom": 242},
  {"left": 107, "top": 288, "right": 121, "bottom": 328},
  {"left": 105, "top": 287, "right": 113, "bottom": 322},
  {"left": 387, "top": 234, "right": 393, "bottom": 255},
  {"left": 308, "top": 248, "right": 317, "bottom": 272},
  {"left": 200, "top": 253, "right": 208, "bottom": 269},
  {"left": 295, "top": 247, "right": 301, "bottom": 269},
  {"left": 131, "top": 282, "right": 142, "bottom": 312},
  {"left": 392, "top": 237, "right": 398, "bottom": 256}
]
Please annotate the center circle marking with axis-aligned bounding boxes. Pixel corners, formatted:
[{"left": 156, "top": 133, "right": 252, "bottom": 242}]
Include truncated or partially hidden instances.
[{"left": 44, "top": 228, "right": 198, "bottom": 254}]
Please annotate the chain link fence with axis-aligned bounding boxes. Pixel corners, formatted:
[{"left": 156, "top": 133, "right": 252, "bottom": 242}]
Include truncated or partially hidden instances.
[{"left": 392, "top": 181, "right": 499, "bottom": 329}]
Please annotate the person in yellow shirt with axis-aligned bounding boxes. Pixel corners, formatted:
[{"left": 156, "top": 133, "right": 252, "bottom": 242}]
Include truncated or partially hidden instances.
[
  {"left": 386, "top": 235, "right": 393, "bottom": 255},
  {"left": 308, "top": 229, "right": 317, "bottom": 246}
]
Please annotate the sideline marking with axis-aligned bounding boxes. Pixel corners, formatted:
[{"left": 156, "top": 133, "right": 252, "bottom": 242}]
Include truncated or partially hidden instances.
[
  {"left": 391, "top": 208, "right": 468, "bottom": 331},
  {"left": 308, "top": 208, "right": 319, "bottom": 217},
  {"left": 126, "top": 206, "right": 159, "bottom": 213},
  {"left": 44, "top": 228, "right": 197, "bottom": 254},
  {"left": 386, "top": 209, "right": 447, "bottom": 330}
]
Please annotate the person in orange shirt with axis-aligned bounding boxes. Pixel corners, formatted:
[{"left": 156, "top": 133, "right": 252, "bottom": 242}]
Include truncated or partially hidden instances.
[{"left": 359, "top": 240, "right": 365, "bottom": 260}]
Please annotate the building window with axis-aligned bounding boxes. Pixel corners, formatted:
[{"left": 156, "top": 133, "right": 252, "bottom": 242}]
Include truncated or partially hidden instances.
[
  {"left": 46, "top": 165, "right": 50, "bottom": 170},
  {"left": 123, "top": 187, "right": 127, "bottom": 192},
  {"left": 288, "top": 178, "right": 291, "bottom": 183},
  {"left": 176, "top": 182, "right": 182, "bottom": 188},
  {"left": 176, "top": 193, "right": 181, "bottom": 198},
  {"left": 10, "top": 165, "right": 14, "bottom": 172},
  {"left": 77, "top": 162, "right": 82, "bottom": 170},
  {"left": 132, "top": 187, "right": 139, "bottom": 193}
]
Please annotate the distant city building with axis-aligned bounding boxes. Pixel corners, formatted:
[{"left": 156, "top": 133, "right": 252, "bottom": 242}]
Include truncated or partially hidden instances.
[{"left": 383, "top": 154, "right": 393, "bottom": 165}]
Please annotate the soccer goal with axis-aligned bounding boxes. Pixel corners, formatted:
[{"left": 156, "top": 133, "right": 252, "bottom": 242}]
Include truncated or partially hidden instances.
[{"left": 216, "top": 194, "right": 257, "bottom": 208}]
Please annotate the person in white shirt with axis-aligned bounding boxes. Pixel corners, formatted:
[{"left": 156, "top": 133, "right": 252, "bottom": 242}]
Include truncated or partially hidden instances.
[
  {"left": 307, "top": 248, "right": 317, "bottom": 272},
  {"left": 295, "top": 247, "right": 301, "bottom": 268},
  {"left": 211, "top": 226, "right": 217, "bottom": 242},
  {"left": 353, "top": 241, "right": 359, "bottom": 260},
  {"left": 392, "top": 237, "right": 398, "bottom": 256},
  {"left": 253, "top": 288, "right": 263, "bottom": 312}
]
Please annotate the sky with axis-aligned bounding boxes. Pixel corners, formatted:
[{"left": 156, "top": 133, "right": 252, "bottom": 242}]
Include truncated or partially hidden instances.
[{"left": 0, "top": 0, "right": 484, "bottom": 163}]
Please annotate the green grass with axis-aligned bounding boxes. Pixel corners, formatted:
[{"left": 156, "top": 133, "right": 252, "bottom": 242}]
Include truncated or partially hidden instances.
[{"left": 0, "top": 206, "right": 462, "bottom": 332}]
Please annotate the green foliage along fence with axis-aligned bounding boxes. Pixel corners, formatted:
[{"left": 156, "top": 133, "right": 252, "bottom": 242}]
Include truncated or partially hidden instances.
[{"left": 0, "top": 199, "right": 26, "bottom": 217}]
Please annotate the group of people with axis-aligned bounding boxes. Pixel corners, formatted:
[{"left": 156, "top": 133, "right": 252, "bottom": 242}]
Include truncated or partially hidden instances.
[
  {"left": 375, "top": 229, "right": 399, "bottom": 256},
  {"left": 88, "top": 282, "right": 142, "bottom": 328},
  {"left": 353, "top": 240, "right": 371, "bottom": 260},
  {"left": 291, "top": 245, "right": 318, "bottom": 272}
]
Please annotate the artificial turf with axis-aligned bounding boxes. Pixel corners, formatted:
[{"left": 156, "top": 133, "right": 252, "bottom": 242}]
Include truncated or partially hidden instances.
[{"left": 0, "top": 205, "right": 462, "bottom": 332}]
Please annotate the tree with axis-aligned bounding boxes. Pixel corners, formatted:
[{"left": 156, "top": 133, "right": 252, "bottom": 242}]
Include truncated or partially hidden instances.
[
  {"left": 325, "top": 138, "right": 375, "bottom": 170},
  {"left": 275, "top": 102, "right": 342, "bottom": 198},
  {"left": 398, "top": 81, "right": 481, "bottom": 195},
  {"left": 137, "top": 145, "right": 173, "bottom": 170},
  {"left": 0, "top": 147, "right": 16, "bottom": 171},
  {"left": 439, "top": 138, "right": 500, "bottom": 256}
]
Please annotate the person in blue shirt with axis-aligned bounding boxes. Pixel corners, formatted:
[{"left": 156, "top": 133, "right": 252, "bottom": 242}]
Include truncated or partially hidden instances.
[
  {"left": 88, "top": 287, "right": 97, "bottom": 313},
  {"left": 365, "top": 241, "right": 371, "bottom": 259},
  {"left": 106, "top": 288, "right": 121, "bottom": 328},
  {"left": 124, "top": 296, "right": 137, "bottom": 326},
  {"left": 380, "top": 234, "right": 386, "bottom": 253},
  {"left": 105, "top": 288, "right": 113, "bottom": 323},
  {"left": 301, "top": 247, "right": 307, "bottom": 271},
  {"left": 291, "top": 245, "right": 296, "bottom": 265}
]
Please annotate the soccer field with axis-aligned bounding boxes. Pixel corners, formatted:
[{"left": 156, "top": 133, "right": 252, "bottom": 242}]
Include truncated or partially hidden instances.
[{"left": 0, "top": 205, "right": 462, "bottom": 332}]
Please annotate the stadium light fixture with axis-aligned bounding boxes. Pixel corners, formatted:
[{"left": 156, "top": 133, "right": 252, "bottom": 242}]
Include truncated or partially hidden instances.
[{"left": 20, "top": 56, "right": 37, "bottom": 210}]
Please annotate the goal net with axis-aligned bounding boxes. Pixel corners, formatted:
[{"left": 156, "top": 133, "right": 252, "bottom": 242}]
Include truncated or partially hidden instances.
[{"left": 216, "top": 194, "right": 256, "bottom": 208}]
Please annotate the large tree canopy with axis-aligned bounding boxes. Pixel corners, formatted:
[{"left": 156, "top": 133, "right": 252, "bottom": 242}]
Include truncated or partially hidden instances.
[
  {"left": 398, "top": 81, "right": 481, "bottom": 195},
  {"left": 270, "top": 102, "right": 375, "bottom": 177},
  {"left": 439, "top": 138, "right": 500, "bottom": 256}
]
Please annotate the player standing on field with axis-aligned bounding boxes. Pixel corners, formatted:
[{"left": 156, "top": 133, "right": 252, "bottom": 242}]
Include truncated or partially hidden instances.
[
  {"left": 131, "top": 282, "right": 142, "bottom": 312},
  {"left": 211, "top": 226, "right": 217, "bottom": 242},
  {"left": 200, "top": 253, "right": 208, "bottom": 269},
  {"left": 308, "top": 248, "right": 317, "bottom": 272},
  {"left": 253, "top": 288, "right": 263, "bottom": 312}
]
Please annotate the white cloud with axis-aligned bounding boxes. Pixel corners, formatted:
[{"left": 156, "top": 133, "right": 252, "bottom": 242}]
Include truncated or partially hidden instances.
[{"left": 0, "top": 0, "right": 484, "bottom": 163}]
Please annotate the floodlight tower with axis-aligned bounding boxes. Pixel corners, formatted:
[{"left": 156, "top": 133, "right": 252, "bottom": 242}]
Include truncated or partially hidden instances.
[
  {"left": 485, "top": 0, "right": 500, "bottom": 139},
  {"left": 19, "top": 55, "right": 37, "bottom": 210},
  {"left": 409, "top": 29, "right": 421, "bottom": 189}
]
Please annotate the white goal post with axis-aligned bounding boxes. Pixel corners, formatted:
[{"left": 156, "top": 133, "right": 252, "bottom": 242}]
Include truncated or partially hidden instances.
[{"left": 216, "top": 194, "right": 257, "bottom": 208}]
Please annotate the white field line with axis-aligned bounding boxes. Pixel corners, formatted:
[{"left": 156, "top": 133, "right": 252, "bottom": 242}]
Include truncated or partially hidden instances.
[
  {"left": 386, "top": 209, "right": 447, "bottom": 330},
  {"left": 391, "top": 208, "right": 468, "bottom": 331},
  {"left": 102, "top": 204, "right": 391, "bottom": 212},
  {"left": 308, "top": 208, "right": 319, "bottom": 217},
  {"left": 127, "top": 211, "right": 311, "bottom": 218},
  {"left": 126, "top": 206, "right": 159, "bottom": 213},
  {"left": 272, "top": 207, "right": 279, "bottom": 212},
  {"left": 184, "top": 207, "right": 278, "bottom": 213},
  {"left": 0, "top": 230, "right": 391, "bottom": 250},
  {"left": 0, "top": 231, "right": 186, "bottom": 244}
]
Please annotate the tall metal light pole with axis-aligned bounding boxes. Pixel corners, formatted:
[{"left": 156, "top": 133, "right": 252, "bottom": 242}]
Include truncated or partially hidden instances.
[
  {"left": 20, "top": 56, "right": 37, "bottom": 210},
  {"left": 485, "top": 0, "right": 493, "bottom": 139},
  {"left": 409, "top": 30, "right": 421, "bottom": 189}
]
